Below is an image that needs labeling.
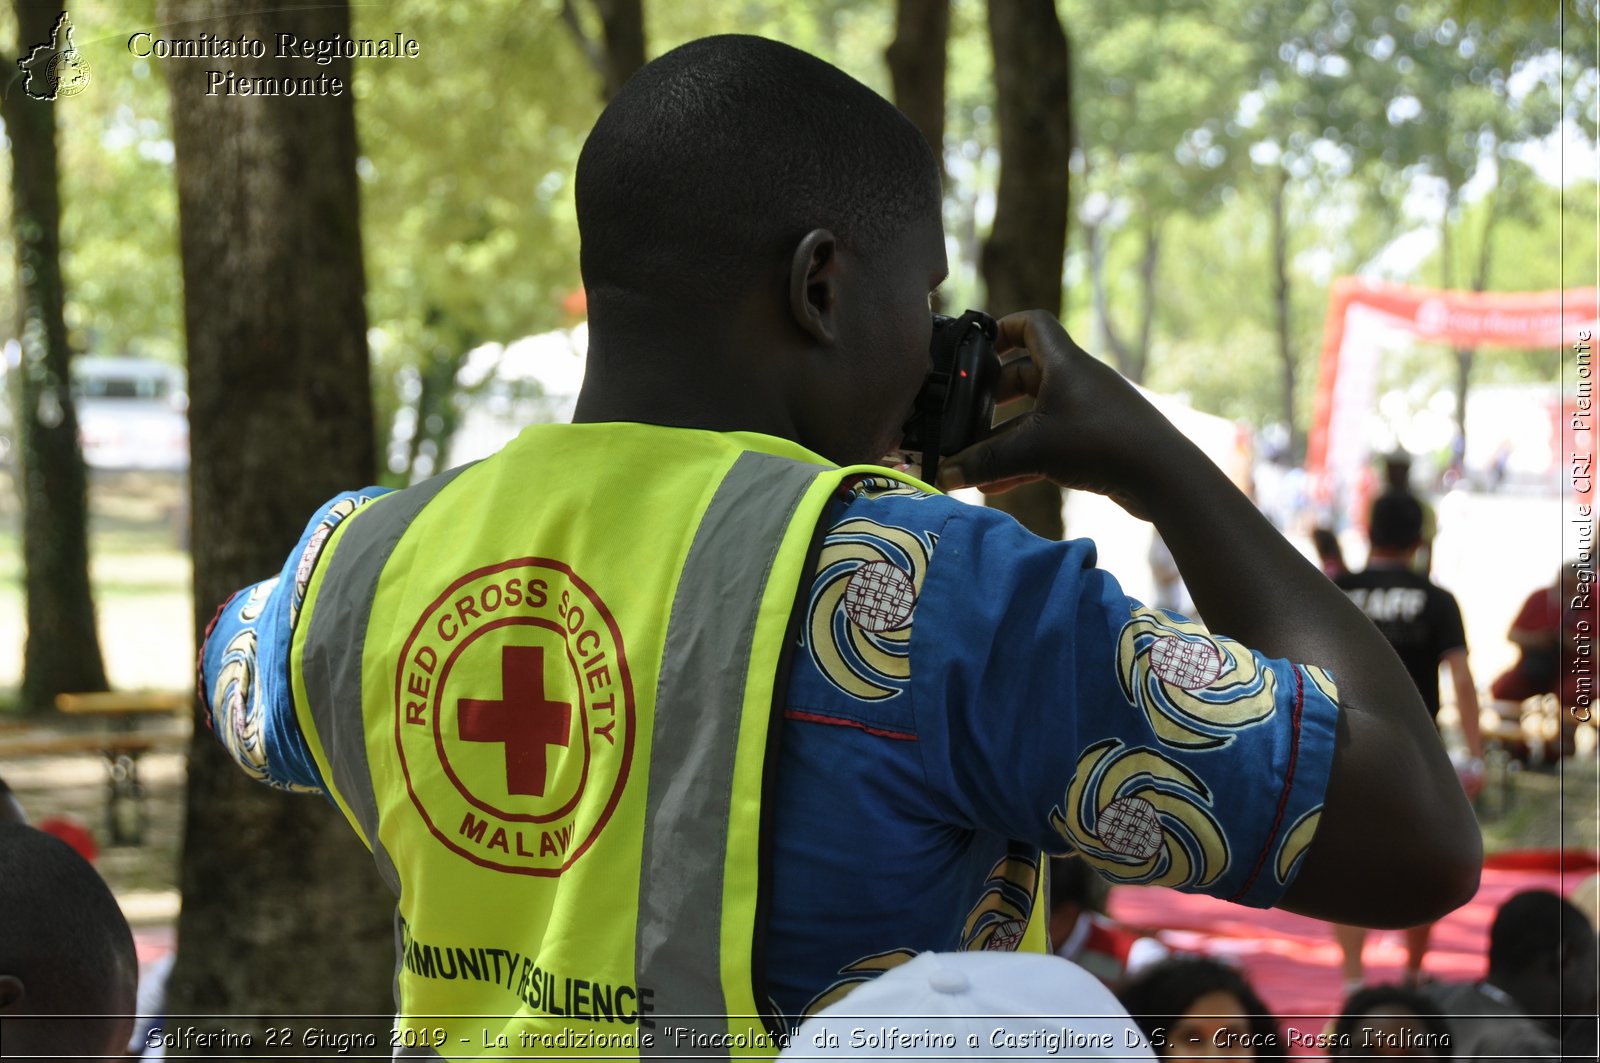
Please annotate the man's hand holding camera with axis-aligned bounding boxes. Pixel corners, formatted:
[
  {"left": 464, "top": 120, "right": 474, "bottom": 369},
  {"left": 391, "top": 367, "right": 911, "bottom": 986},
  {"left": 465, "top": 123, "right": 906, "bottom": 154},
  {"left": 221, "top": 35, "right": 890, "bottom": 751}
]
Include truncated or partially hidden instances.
[{"left": 937, "top": 309, "right": 1180, "bottom": 518}]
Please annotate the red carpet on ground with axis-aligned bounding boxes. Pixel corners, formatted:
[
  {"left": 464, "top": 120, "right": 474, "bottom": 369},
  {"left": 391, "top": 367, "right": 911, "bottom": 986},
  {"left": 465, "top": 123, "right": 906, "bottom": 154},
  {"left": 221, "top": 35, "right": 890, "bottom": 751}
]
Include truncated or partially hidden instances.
[
  {"left": 130, "top": 852, "right": 1596, "bottom": 1054},
  {"left": 1109, "top": 850, "right": 1598, "bottom": 1056}
]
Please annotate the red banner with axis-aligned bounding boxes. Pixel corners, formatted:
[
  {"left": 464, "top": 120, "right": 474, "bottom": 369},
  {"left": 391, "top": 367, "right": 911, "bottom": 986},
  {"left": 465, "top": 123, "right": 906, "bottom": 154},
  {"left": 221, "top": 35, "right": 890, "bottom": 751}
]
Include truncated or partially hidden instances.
[{"left": 1307, "top": 279, "right": 1600, "bottom": 480}]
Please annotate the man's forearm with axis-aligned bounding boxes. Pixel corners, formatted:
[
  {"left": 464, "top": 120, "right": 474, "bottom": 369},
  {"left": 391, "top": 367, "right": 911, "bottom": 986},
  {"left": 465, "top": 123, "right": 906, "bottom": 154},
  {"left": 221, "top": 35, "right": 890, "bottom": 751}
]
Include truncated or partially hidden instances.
[
  {"left": 1447, "top": 652, "right": 1485, "bottom": 759},
  {"left": 1127, "top": 427, "right": 1481, "bottom": 925}
]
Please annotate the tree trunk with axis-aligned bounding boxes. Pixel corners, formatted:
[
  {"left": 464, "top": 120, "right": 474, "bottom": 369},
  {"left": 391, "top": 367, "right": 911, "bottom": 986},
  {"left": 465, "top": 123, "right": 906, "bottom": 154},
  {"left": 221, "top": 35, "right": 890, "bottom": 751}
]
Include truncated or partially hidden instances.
[
  {"left": 1270, "top": 167, "right": 1298, "bottom": 461},
  {"left": 2, "top": 0, "right": 110, "bottom": 710},
  {"left": 1449, "top": 168, "right": 1503, "bottom": 461},
  {"left": 161, "top": 0, "right": 390, "bottom": 1042},
  {"left": 592, "top": 0, "right": 645, "bottom": 99},
  {"left": 404, "top": 321, "right": 475, "bottom": 484},
  {"left": 887, "top": 0, "right": 949, "bottom": 310},
  {"left": 1129, "top": 219, "right": 1160, "bottom": 386},
  {"left": 1089, "top": 218, "right": 1135, "bottom": 377},
  {"left": 561, "top": 0, "right": 647, "bottom": 102},
  {"left": 980, "top": 0, "right": 1071, "bottom": 540},
  {"left": 886, "top": 0, "right": 950, "bottom": 176},
  {"left": 1094, "top": 219, "right": 1160, "bottom": 385},
  {"left": 1451, "top": 348, "right": 1472, "bottom": 463}
]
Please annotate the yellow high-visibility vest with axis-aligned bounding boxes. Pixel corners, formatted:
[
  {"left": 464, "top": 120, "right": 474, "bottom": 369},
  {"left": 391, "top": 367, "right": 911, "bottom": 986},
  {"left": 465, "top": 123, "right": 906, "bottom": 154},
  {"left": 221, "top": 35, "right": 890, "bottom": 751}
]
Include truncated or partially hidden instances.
[{"left": 290, "top": 423, "right": 1044, "bottom": 1060}]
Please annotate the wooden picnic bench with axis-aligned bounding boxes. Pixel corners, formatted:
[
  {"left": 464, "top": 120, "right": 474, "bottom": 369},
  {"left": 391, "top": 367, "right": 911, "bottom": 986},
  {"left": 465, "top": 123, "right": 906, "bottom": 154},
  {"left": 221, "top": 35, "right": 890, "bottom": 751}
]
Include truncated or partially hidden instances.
[
  {"left": 54, "top": 690, "right": 191, "bottom": 720},
  {"left": 0, "top": 692, "right": 192, "bottom": 846},
  {"left": 0, "top": 730, "right": 186, "bottom": 758}
]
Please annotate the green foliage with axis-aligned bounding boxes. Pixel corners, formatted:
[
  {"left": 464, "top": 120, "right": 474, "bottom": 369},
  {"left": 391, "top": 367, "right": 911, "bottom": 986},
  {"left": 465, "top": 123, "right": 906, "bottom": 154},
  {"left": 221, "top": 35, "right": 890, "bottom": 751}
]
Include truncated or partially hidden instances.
[
  {"left": 651, "top": 0, "right": 892, "bottom": 85},
  {"left": 7, "top": 0, "right": 1596, "bottom": 470},
  {"left": 1049, "top": 0, "right": 1597, "bottom": 452},
  {"left": 1135, "top": 177, "right": 1382, "bottom": 430},
  {"left": 355, "top": 1, "right": 600, "bottom": 348},
  {"left": 1, "top": 0, "right": 181, "bottom": 364},
  {"left": 1069, "top": 0, "right": 1252, "bottom": 215},
  {"left": 932, "top": 0, "right": 997, "bottom": 317},
  {"left": 1417, "top": 176, "right": 1600, "bottom": 388},
  {"left": 351, "top": 0, "right": 602, "bottom": 478},
  {"left": 60, "top": 4, "right": 181, "bottom": 363},
  {"left": 355, "top": 0, "right": 907, "bottom": 480}
]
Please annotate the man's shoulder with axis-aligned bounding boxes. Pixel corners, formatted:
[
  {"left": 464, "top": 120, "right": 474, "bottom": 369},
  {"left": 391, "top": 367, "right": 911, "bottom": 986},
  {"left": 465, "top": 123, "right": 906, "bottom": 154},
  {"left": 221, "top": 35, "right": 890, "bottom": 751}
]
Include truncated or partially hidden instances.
[
  {"left": 835, "top": 473, "right": 953, "bottom": 508},
  {"left": 1340, "top": 566, "right": 1435, "bottom": 592},
  {"left": 829, "top": 475, "right": 1057, "bottom": 541},
  {"left": 1427, "top": 981, "right": 1557, "bottom": 1054},
  {"left": 1428, "top": 980, "right": 1503, "bottom": 1013}
]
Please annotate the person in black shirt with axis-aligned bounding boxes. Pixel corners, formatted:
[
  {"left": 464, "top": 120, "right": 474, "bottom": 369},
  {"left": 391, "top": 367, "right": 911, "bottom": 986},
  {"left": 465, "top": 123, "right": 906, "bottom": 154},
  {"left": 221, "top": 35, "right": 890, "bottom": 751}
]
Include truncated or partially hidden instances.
[
  {"left": 1429, "top": 890, "right": 1597, "bottom": 1061},
  {"left": 1332, "top": 492, "right": 1485, "bottom": 989}
]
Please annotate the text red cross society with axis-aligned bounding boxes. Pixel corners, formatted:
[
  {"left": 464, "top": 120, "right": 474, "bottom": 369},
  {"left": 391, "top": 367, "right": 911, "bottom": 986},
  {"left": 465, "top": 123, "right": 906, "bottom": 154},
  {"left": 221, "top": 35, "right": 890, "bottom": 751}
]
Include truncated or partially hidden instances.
[{"left": 458, "top": 645, "right": 571, "bottom": 797}]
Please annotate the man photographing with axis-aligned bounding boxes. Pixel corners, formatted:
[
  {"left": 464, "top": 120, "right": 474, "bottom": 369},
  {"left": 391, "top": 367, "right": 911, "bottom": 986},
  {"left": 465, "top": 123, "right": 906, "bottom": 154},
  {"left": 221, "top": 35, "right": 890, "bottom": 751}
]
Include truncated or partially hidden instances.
[{"left": 200, "top": 34, "right": 1480, "bottom": 1055}]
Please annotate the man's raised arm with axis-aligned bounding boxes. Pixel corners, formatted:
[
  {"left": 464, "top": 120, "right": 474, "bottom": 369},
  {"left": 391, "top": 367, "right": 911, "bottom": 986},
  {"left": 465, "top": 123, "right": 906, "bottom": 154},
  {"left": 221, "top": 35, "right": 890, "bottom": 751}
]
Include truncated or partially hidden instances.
[{"left": 941, "top": 310, "right": 1480, "bottom": 927}]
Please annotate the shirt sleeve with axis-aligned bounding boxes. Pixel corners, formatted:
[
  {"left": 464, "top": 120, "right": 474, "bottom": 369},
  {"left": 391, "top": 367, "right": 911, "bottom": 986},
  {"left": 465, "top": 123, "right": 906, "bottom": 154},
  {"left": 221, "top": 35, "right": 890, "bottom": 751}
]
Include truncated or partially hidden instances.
[
  {"left": 905, "top": 499, "right": 1340, "bottom": 909},
  {"left": 1430, "top": 587, "right": 1468, "bottom": 660},
  {"left": 198, "top": 488, "right": 392, "bottom": 793}
]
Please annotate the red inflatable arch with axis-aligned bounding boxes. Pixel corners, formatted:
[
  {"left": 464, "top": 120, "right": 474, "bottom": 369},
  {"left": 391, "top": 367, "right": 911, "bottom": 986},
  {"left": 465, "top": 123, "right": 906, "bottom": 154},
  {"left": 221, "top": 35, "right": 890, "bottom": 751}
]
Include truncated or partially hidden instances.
[{"left": 1307, "top": 278, "right": 1599, "bottom": 517}]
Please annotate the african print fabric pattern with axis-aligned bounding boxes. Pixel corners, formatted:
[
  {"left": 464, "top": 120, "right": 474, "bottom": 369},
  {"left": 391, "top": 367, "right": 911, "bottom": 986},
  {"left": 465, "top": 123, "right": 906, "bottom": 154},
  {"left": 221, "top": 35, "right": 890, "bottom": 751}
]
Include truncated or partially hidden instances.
[
  {"left": 202, "top": 489, "right": 389, "bottom": 794},
  {"left": 805, "top": 517, "right": 936, "bottom": 702},
  {"left": 1039, "top": 606, "right": 1339, "bottom": 893},
  {"left": 210, "top": 580, "right": 312, "bottom": 790}
]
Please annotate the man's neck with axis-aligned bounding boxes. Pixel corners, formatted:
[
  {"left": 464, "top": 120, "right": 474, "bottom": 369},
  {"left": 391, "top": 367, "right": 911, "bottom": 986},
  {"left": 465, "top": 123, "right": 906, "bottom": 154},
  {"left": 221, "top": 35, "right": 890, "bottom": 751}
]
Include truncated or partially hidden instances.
[
  {"left": 573, "top": 370, "right": 806, "bottom": 444},
  {"left": 575, "top": 315, "right": 802, "bottom": 440},
  {"left": 1365, "top": 548, "right": 1415, "bottom": 570}
]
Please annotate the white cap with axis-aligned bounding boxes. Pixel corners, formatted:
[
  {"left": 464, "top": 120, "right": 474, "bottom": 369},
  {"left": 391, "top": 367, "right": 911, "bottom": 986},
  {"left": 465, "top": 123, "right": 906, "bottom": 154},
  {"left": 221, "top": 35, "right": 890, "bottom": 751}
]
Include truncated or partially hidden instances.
[{"left": 779, "top": 951, "right": 1156, "bottom": 1060}]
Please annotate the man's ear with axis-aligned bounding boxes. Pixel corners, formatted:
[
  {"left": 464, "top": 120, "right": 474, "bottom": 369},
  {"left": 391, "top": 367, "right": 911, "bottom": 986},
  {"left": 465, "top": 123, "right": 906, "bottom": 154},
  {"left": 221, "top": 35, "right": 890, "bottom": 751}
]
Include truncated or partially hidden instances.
[
  {"left": 789, "top": 229, "right": 839, "bottom": 345},
  {"left": 0, "top": 974, "right": 25, "bottom": 1010}
]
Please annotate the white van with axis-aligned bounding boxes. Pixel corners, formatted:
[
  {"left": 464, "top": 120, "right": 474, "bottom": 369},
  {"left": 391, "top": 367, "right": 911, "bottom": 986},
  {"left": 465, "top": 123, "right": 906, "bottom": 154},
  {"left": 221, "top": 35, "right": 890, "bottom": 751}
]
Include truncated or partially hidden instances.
[{"left": 72, "top": 356, "right": 189, "bottom": 472}]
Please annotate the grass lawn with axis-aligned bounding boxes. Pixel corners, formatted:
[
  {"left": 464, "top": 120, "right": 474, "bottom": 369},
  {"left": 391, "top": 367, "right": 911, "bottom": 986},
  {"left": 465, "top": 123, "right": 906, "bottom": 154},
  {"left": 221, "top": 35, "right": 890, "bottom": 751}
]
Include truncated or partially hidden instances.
[{"left": 0, "top": 468, "right": 194, "bottom": 702}]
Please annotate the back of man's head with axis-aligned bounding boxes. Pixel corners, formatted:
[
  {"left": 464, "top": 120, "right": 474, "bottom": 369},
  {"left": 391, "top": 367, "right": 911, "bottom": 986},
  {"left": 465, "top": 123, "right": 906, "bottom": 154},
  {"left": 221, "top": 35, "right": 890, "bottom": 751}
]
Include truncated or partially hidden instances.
[
  {"left": 0, "top": 822, "right": 138, "bottom": 1057},
  {"left": 1383, "top": 452, "right": 1413, "bottom": 490},
  {"left": 575, "top": 35, "right": 939, "bottom": 320},
  {"left": 1487, "top": 889, "right": 1597, "bottom": 1016},
  {"left": 1368, "top": 491, "right": 1424, "bottom": 553}
]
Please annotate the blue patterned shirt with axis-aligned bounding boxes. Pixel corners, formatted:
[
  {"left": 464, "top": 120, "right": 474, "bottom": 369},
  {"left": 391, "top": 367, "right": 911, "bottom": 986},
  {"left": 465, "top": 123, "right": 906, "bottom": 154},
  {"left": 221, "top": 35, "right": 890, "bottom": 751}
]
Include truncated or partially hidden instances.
[{"left": 200, "top": 463, "right": 1338, "bottom": 1027}]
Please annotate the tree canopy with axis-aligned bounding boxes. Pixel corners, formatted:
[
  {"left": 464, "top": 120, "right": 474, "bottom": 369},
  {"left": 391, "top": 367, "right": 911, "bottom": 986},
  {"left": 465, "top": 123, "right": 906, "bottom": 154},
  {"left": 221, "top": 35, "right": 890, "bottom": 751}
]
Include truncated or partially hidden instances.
[{"left": 3, "top": 0, "right": 1594, "bottom": 478}]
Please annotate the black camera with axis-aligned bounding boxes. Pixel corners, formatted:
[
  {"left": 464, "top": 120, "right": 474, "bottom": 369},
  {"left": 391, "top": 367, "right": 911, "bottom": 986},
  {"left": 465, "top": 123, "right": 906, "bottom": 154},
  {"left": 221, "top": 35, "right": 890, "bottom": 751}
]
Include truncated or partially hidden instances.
[{"left": 901, "top": 309, "right": 1001, "bottom": 486}]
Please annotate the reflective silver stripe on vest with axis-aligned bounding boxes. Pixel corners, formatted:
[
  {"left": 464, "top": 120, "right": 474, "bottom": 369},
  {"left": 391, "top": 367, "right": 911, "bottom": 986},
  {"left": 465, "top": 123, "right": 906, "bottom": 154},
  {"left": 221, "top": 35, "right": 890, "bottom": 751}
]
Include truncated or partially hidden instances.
[
  {"left": 300, "top": 465, "right": 474, "bottom": 897},
  {"left": 638, "top": 451, "right": 826, "bottom": 1058},
  {"left": 299, "top": 449, "right": 827, "bottom": 1056},
  {"left": 385, "top": 909, "right": 438, "bottom": 1056}
]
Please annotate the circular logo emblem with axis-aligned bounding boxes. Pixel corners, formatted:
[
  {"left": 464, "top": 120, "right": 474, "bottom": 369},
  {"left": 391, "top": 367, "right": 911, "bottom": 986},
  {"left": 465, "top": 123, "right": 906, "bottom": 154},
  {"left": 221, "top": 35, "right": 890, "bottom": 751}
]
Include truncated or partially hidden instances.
[
  {"left": 984, "top": 919, "right": 1027, "bottom": 952},
  {"left": 843, "top": 561, "right": 917, "bottom": 632},
  {"left": 1097, "top": 796, "right": 1164, "bottom": 861},
  {"left": 49, "top": 50, "right": 91, "bottom": 97},
  {"left": 1150, "top": 635, "right": 1223, "bottom": 690},
  {"left": 394, "top": 558, "right": 634, "bottom": 875}
]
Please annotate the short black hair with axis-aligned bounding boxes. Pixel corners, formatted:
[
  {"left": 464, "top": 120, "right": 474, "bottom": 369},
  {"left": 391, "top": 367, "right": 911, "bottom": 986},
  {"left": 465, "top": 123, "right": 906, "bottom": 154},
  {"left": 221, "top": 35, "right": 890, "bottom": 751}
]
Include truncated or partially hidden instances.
[
  {"left": 0, "top": 823, "right": 137, "bottom": 1028},
  {"left": 1488, "top": 889, "right": 1592, "bottom": 977},
  {"left": 1369, "top": 490, "right": 1424, "bottom": 551},
  {"left": 1117, "top": 956, "right": 1281, "bottom": 1054},
  {"left": 1330, "top": 984, "right": 1453, "bottom": 1057},
  {"left": 575, "top": 35, "right": 940, "bottom": 310}
]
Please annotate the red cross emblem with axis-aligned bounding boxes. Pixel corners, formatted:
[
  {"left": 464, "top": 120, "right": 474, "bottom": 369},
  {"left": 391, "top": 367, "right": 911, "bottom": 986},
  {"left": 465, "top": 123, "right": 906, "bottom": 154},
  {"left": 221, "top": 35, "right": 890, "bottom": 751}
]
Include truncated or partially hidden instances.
[
  {"left": 458, "top": 644, "right": 571, "bottom": 797},
  {"left": 398, "top": 558, "right": 636, "bottom": 875}
]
